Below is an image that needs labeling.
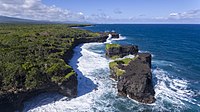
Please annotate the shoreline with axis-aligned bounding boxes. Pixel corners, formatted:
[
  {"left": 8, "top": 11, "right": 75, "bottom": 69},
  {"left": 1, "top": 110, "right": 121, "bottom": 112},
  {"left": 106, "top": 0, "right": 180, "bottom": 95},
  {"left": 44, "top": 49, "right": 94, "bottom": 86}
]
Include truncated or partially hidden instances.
[
  {"left": 0, "top": 24, "right": 109, "bottom": 112},
  {"left": 22, "top": 24, "right": 200, "bottom": 111}
]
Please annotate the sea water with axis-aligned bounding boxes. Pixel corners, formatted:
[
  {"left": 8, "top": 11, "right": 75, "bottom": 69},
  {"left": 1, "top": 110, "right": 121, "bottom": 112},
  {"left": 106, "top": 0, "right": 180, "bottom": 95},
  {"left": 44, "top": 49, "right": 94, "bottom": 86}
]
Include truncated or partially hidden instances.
[{"left": 24, "top": 24, "right": 200, "bottom": 112}]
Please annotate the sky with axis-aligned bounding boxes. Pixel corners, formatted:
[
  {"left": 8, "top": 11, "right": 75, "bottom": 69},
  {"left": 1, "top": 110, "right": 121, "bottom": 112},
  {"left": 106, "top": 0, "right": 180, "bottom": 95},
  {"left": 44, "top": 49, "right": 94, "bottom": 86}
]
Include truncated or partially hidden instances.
[{"left": 0, "top": 0, "right": 200, "bottom": 23}]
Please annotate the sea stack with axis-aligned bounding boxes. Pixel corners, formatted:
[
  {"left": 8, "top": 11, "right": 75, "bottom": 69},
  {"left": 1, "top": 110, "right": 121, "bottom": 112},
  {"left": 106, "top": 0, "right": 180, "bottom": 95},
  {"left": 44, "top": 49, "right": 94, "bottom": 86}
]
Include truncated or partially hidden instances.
[{"left": 107, "top": 43, "right": 155, "bottom": 104}]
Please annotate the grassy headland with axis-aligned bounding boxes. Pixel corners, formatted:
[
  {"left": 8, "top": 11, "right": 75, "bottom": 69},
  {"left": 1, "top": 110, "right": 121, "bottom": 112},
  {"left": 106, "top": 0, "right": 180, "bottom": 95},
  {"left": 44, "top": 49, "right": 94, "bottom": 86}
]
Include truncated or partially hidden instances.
[{"left": 0, "top": 24, "right": 99, "bottom": 91}]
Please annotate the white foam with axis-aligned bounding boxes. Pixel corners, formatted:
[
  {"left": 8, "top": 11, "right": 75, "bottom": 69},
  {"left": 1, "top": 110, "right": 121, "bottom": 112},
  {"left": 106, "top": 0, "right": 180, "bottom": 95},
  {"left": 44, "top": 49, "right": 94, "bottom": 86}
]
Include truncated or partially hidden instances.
[
  {"left": 111, "top": 30, "right": 115, "bottom": 32},
  {"left": 109, "top": 54, "right": 136, "bottom": 62},
  {"left": 24, "top": 43, "right": 117, "bottom": 112},
  {"left": 152, "top": 60, "right": 175, "bottom": 67},
  {"left": 104, "top": 34, "right": 112, "bottom": 44},
  {"left": 105, "top": 34, "right": 126, "bottom": 44},
  {"left": 153, "top": 68, "right": 199, "bottom": 108},
  {"left": 111, "top": 34, "right": 126, "bottom": 41}
]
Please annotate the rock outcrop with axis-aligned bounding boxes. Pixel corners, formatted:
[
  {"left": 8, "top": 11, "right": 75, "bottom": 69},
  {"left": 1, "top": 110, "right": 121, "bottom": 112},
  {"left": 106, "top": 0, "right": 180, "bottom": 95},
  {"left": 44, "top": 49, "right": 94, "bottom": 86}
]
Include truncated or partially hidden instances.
[
  {"left": 109, "top": 32, "right": 120, "bottom": 38},
  {"left": 74, "top": 34, "right": 108, "bottom": 45},
  {"left": 100, "top": 32, "right": 120, "bottom": 39},
  {"left": 0, "top": 74, "right": 77, "bottom": 112},
  {"left": 106, "top": 44, "right": 138, "bottom": 59},
  {"left": 108, "top": 44, "right": 155, "bottom": 104}
]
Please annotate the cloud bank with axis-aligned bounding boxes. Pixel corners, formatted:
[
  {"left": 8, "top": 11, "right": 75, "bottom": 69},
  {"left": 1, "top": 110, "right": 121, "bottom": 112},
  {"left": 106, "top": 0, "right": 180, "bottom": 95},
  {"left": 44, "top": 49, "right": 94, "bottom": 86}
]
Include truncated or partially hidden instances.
[
  {"left": 0, "top": 0, "right": 85, "bottom": 21},
  {"left": 154, "top": 9, "right": 200, "bottom": 23}
]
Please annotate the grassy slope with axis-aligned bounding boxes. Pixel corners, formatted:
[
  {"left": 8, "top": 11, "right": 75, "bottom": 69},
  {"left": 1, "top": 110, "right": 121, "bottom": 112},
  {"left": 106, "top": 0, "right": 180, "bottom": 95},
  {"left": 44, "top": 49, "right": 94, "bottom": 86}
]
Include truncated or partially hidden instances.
[
  {"left": 105, "top": 43, "right": 120, "bottom": 50},
  {"left": 0, "top": 24, "right": 99, "bottom": 91},
  {"left": 109, "top": 55, "right": 139, "bottom": 76}
]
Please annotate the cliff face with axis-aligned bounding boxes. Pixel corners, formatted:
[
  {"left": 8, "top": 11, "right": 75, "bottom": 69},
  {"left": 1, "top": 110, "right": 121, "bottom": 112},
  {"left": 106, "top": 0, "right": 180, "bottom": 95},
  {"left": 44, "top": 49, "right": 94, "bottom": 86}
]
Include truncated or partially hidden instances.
[
  {"left": 75, "top": 34, "right": 108, "bottom": 45},
  {"left": 106, "top": 44, "right": 138, "bottom": 59},
  {"left": 0, "top": 82, "right": 59, "bottom": 111},
  {"left": 108, "top": 44, "right": 155, "bottom": 104},
  {"left": 0, "top": 72, "right": 78, "bottom": 112},
  {"left": 117, "top": 53, "right": 155, "bottom": 103}
]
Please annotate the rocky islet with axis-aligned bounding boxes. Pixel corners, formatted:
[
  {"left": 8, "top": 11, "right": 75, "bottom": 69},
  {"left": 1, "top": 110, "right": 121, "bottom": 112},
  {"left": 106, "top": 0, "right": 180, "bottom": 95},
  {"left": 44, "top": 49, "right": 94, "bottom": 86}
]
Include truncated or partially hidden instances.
[{"left": 107, "top": 43, "right": 156, "bottom": 104}]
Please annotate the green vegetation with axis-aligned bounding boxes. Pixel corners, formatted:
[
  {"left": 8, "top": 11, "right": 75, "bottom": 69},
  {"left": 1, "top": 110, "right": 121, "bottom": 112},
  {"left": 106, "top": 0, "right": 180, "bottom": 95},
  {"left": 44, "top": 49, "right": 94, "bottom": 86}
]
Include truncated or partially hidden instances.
[
  {"left": 51, "top": 70, "right": 75, "bottom": 83},
  {"left": 105, "top": 43, "right": 120, "bottom": 50},
  {"left": 109, "top": 55, "right": 139, "bottom": 76},
  {"left": 68, "top": 24, "right": 92, "bottom": 27},
  {"left": 116, "top": 68, "right": 125, "bottom": 76},
  {"left": 109, "top": 59, "right": 126, "bottom": 76},
  {"left": 65, "top": 71, "right": 76, "bottom": 79},
  {"left": 110, "top": 55, "right": 120, "bottom": 60},
  {"left": 106, "top": 43, "right": 121, "bottom": 59},
  {"left": 0, "top": 24, "right": 99, "bottom": 91},
  {"left": 109, "top": 61, "right": 118, "bottom": 68}
]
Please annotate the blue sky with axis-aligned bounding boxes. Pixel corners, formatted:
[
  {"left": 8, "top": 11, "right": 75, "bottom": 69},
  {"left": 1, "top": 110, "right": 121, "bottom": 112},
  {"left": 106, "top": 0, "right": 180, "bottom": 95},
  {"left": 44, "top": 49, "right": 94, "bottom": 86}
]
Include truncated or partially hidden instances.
[{"left": 0, "top": 0, "right": 200, "bottom": 23}]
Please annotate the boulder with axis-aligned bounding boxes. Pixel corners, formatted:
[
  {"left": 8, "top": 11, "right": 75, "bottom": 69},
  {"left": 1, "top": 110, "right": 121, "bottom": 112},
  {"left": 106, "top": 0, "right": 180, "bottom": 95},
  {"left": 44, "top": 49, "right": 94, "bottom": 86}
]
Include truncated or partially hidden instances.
[
  {"left": 109, "top": 53, "right": 155, "bottom": 104},
  {"left": 106, "top": 44, "right": 138, "bottom": 59}
]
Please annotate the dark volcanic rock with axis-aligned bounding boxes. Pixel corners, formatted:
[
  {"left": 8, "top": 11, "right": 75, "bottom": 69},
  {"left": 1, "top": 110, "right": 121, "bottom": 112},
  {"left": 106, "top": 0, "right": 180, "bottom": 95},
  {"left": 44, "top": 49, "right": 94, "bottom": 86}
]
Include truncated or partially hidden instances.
[
  {"left": 100, "top": 32, "right": 120, "bottom": 39},
  {"left": 109, "top": 53, "right": 155, "bottom": 104},
  {"left": 58, "top": 75, "right": 77, "bottom": 97},
  {"left": 106, "top": 44, "right": 138, "bottom": 59},
  {"left": 74, "top": 34, "right": 108, "bottom": 45},
  {"left": 110, "top": 32, "right": 120, "bottom": 38},
  {"left": 0, "top": 75, "right": 77, "bottom": 111},
  {"left": 0, "top": 83, "right": 58, "bottom": 112}
]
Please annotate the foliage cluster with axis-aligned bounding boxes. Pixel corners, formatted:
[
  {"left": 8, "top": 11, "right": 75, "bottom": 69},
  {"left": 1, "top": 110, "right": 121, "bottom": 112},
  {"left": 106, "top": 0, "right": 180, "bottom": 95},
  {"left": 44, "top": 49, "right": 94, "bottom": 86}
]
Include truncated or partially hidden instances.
[
  {"left": 105, "top": 43, "right": 120, "bottom": 50},
  {"left": 109, "top": 55, "right": 139, "bottom": 76},
  {"left": 0, "top": 24, "right": 98, "bottom": 91}
]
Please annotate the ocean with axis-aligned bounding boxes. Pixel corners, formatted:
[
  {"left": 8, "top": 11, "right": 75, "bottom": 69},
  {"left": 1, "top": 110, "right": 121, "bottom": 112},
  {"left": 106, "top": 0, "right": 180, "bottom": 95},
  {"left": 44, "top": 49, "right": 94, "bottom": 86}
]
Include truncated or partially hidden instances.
[{"left": 24, "top": 24, "right": 200, "bottom": 112}]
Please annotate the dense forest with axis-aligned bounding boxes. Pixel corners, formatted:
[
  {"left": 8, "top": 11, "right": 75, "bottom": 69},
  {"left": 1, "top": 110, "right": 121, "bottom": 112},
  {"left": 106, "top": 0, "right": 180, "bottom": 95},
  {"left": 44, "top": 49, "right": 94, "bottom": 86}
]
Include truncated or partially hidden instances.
[{"left": 0, "top": 24, "right": 99, "bottom": 93}]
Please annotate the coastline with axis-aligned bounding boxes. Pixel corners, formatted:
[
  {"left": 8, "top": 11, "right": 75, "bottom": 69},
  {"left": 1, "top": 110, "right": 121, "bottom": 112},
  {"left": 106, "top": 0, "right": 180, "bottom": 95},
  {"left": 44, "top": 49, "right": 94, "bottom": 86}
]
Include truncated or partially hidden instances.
[
  {"left": 2, "top": 24, "right": 199, "bottom": 111},
  {"left": 23, "top": 30, "right": 156, "bottom": 111},
  {"left": 0, "top": 24, "right": 108, "bottom": 111}
]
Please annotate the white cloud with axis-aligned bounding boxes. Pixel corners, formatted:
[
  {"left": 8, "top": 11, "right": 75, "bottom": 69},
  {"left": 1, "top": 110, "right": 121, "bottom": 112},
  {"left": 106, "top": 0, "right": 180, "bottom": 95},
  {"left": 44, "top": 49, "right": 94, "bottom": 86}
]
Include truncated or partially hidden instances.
[
  {"left": 0, "top": 0, "right": 199, "bottom": 23},
  {"left": 154, "top": 17, "right": 167, "bottom": 20},
  {"left": 91, "top": 13, "right": 111, "bottom": 22},
  {"left": 169, "top": 9, "right": 200, "bottom": 20},
  {"left": 169, "top": 13, "right": 179, "bottom": 16},
  {"left": 0, "top": 0, "right": 86, "bottom": 21},
  {"left": 148, "top": 9, "right": 200, "bottom": 23}
]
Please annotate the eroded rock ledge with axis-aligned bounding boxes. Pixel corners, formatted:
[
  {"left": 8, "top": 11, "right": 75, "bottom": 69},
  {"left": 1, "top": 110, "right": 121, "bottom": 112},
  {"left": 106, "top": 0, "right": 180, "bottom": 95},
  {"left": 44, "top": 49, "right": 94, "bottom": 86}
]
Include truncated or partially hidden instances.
[
  {"left": 106, "top": 44, "right": 138, "bottom": 59},
  {"left": 107, "top": 44, "right": 155, "bottom": 104}
]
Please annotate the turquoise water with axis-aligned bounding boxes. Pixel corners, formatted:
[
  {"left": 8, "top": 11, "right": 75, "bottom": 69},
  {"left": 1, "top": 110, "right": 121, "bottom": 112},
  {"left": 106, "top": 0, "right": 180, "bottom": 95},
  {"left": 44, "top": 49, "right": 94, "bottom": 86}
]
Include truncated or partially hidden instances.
[
  {"left": 24, "top": 24, "right": 200, "bottom": 112},
  {"left": 83, "top": 24, "right": 200, "bottom": 111}
]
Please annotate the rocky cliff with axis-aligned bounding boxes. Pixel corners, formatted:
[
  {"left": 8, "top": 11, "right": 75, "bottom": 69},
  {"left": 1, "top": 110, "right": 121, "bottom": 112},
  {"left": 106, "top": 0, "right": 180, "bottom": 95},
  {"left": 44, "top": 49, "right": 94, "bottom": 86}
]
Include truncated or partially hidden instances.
[
  {"left": 106, "top": 44, "right": 138, "bottom": 59},
  {"left": 0, "top": 73, "right": 78, "bottom": 111},
  {"left": 108, "top": 44, "right": 155, "bottom": 104},
  {"left": 0, "top": 67, "right": 78, "bottom": 112}
]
